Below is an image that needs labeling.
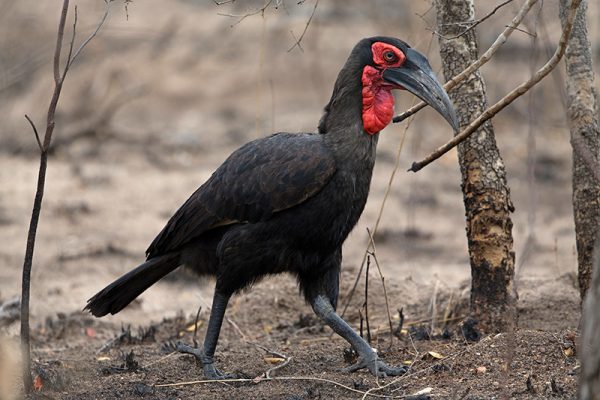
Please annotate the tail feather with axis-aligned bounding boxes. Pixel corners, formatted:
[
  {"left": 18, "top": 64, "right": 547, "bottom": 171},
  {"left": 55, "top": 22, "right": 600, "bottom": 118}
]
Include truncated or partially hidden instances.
[{"left": 84, "top": 253, "right": 180, "bottom": 317}]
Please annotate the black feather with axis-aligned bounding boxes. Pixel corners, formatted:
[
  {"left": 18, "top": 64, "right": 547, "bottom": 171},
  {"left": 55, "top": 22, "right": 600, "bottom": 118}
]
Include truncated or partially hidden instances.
[{"left": 84, "top": 253, "right": 179, "bottom": 317}]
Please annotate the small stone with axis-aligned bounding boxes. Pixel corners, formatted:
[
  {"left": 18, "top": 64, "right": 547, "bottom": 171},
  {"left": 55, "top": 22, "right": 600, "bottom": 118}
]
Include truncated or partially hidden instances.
[{"left": 476, "top": 366, "right": 487, "bottom": 374}]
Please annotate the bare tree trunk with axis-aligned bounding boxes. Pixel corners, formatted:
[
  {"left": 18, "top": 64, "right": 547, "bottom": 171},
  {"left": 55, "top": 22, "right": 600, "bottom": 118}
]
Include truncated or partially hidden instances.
[
  {"left": 559, "top": 0, "right": 600, "bottom": 300},
  {"left": 581, "top": 237, "right": 600, "bottom": 399},
  {"left": 558, "top": 1, "right": 600, "bottom": 398},
  {"left": 434, "top": 0, "right": 516, "bottom": 332}
]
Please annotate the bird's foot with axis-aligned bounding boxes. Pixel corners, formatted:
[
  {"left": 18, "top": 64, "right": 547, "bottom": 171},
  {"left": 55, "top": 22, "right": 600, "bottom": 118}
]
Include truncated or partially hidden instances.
[
  {"left": 176, "top": 342, "right": 238, "bottom": 379},
  {"left": 343, "top": 353, "right": 408, "bottom": 378}
]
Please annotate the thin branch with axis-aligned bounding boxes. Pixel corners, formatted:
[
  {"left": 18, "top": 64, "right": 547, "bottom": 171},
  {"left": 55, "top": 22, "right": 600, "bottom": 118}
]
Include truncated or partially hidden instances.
[
  {"left": 61, "top": 5, "right": 78, "bottom": 82},
  {"left": 155, "top": 376, "right": 402, "bottom": 398},
  {"left": 67, "top": 1, "right": 112, "bottom": 70},
  {"left": 431, "top": 0, "right": 515, "bottom": 40},
  {"left": 24, "top": 115, "right": 42, "bottom": 152},
  {"left": 363, "top": 255, "right": 371, "bottom": 345},
  {"left": 192, "top": 305, "right": 202, "bottom": 348},
  {"left": 366, "top": 229, "right": 394, "bottom": 347},
  {"left": 287, "top": 0, "right": 319, "bottom": 52},
  {"left": 264, "top": 356, "right": 292, "bottom": 379},
  {"left": 258, "top": 345, "right": 291, "bottom": 379},
  {"left": 393, "top": 0, "right": 539, "bottom": 124},
  {"left": 52, "top": 1, "right": 69, "bottom": 84},
  {"left": 20, "top": 0, "right": 110, "bottom": 393},
  {"left": 409, "top": 0, "right": 583, "bottom": 173},
  {"left": 21, "top": 1, "right": 70, "bottom": 391},
  {"left": 217, "top": 0, "right": 273, "bottom": 27}
]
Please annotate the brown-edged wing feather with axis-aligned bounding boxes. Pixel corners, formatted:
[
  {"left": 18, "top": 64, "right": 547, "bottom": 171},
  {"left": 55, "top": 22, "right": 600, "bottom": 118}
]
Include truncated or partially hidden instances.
[{"left": 145, "top": 133, "right": 336, "bottom": 258}]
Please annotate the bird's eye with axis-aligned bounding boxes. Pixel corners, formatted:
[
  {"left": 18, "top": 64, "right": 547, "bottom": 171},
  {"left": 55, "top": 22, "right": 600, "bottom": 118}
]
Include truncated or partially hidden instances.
[{"left": 383, "top": 51, "right": 397, "bottom": 62}]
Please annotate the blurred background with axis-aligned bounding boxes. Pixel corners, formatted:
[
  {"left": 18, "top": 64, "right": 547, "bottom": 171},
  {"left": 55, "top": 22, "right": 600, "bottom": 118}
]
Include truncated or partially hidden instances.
[{"left": 0, "top": 0, "right": 598, "bottom": 327}]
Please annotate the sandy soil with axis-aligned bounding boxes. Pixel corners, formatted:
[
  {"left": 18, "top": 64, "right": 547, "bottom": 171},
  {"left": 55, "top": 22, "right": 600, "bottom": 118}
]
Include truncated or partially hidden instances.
[{"left": 1, "top": 0, "right": 598, "bottom": 398}]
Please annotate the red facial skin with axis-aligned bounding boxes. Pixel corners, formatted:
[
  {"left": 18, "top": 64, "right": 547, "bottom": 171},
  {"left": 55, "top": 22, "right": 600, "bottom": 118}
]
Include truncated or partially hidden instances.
[{"left": 361, "top": 42, "right": 406, "bottom": 135}]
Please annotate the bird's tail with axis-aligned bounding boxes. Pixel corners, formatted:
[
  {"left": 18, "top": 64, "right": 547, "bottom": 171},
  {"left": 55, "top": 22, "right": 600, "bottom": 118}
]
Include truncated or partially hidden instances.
[{"left": 84, "top": 253, "right": 180, "bottom": 317}]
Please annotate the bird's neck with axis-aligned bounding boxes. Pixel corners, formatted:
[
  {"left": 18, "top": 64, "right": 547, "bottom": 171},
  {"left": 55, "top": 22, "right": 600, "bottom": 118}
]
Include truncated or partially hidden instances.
[{"left": 319, "top": 66, "right": 379, "bottom": 169}]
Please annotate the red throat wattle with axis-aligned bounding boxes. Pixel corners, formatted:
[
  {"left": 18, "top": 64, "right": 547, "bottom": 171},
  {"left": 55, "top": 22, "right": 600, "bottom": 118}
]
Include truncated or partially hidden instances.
[
  {"left": 361, "top": 65, "right": 395, "bottom": 135},
  {"left": 361, "top": 42, "right": 406, "bottom": 135}
]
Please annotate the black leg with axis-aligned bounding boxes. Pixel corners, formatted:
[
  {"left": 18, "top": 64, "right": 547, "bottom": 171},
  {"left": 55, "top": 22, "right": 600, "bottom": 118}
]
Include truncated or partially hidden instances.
[
  {"left": 311, "top": 295, "right": 407, "bottom": 378},
  {"left": 177, "top": 289, "right": 235, "bottom": 379}
]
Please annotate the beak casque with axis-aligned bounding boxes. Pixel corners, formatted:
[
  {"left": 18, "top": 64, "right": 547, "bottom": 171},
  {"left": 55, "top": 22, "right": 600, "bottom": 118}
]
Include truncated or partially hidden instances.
[{"left": 382, "top": 48, "right": 459, "bottom": 133}]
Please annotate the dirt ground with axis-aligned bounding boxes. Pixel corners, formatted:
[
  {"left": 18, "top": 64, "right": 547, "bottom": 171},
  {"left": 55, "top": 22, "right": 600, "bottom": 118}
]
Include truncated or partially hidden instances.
[{"left": 1, "top": 1, "right": 599, "bottom": 399}]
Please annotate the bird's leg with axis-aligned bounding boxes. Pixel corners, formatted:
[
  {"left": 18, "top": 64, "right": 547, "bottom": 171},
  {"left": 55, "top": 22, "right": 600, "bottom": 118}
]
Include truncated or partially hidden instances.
[
  {"left": 177, "top": 290, "right": 236, "bottom": 379},
  {"left": 311, "top": 295, "right": 407, "bottom": 378}
]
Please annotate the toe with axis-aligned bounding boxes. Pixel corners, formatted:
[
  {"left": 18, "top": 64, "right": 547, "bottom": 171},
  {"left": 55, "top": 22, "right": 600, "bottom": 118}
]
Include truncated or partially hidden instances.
[{"left": 380, "top": 363, "right": 408, "bottom": 376}]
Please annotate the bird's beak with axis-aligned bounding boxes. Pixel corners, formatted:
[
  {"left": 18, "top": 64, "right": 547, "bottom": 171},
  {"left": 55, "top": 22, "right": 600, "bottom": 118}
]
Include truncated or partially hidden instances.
[{"left": 382, "top": 48, "right": 459, "bottom": 132}]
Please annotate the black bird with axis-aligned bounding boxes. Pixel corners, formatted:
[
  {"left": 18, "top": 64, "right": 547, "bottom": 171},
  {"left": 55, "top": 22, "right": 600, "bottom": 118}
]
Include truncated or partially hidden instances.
[{"left": 85, "top": 36, "right": 458, "bottom": 378}]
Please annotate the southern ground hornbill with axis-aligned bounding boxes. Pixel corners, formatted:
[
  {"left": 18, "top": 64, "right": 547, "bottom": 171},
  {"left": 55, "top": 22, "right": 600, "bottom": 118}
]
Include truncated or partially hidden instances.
[{"left": 85, "top": 37, "right": 458, "bottom": 378}]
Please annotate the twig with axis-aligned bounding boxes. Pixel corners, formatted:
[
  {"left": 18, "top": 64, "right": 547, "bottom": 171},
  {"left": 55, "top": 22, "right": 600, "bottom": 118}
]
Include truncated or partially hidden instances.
[
  {"left": 393, "top": 0, "right": 539, "bottom": 124},
  {"left": 155, "top": 375, "right": 404, "bottom": 398},
  {"left": 62, "top": 5, "right": 77, "bottom": 82},
  {"left": 20, "top": 0, "right": 111, "bottom": 393},
  {"left": 261, "top": 348, "right": 291, "bottom": 379},
  {"left": 142, "top": 351, "right": 177, "bottom": 369},
  {"left": 20, "top": 1, "right": 70, "bottom": 391},
  {"left": 225, "top": 315, "right": 249, "bottom": 342},
  {"left": 363, "top": 255, "right": 371, "bottom": 344},
  {"left": 366, "top": 229, "right": 394, "bottom": 347},
  {"left": 226, "top": 314, "right": 290, "bottom": 378},
  {"left": 408, "top": 0, "right": 582, "bottom": 172},
  {"left": 217, "top": 0, "right": 273, "bottom": 27},
  {"left": 287, "top": 0, "right": 319, "bottom": 52},
  {"left": 192, "top": 305, "right": 202, "bottom": 348},
  {"left": 67, "top": 2, "right": 111, "bottom": 70},
  {"left": 431, "top": 0, "right": 515, "bottom": 40},
  {"left": 24, "top": 115, "right": 42, "bottom": 152},
  {"left": 264, "top": 356, "right": 292, "bottom": 379}
]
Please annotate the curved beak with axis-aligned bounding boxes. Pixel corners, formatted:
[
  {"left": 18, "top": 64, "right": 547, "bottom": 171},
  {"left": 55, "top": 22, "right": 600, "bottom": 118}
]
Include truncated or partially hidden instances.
[{"left": 382, "top": 48, "right": 459, "bottom": 133}]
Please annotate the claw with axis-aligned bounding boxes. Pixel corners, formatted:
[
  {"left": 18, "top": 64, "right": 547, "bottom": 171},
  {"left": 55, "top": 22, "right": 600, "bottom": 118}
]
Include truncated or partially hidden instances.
[
  {"left": 343, "top": 354, "right": 408, "bottom": 378},
  {"left": 176, "top": 341, "right": 238, "bottom": 380}
]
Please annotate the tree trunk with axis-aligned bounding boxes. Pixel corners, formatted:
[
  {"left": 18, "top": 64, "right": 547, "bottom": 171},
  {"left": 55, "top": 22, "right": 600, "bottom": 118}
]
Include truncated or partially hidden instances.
[
  {"left": 559, "top": 0, "right": 600, "bottom": 300},
  {"left": 581, "top": 237, "right": 600, "bottom": 399},
  {"left": 434, "top": 0, "right": 516, "bottom": 332}
]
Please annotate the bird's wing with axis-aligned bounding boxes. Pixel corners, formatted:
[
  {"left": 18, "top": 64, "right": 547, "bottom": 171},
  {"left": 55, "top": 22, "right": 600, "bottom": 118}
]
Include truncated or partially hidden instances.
[{"left": 146, "top": 133, "right": 336, "bottom": 258}]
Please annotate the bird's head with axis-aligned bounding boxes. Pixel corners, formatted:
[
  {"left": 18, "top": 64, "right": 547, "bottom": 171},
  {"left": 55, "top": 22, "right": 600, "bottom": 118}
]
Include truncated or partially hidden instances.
[{"left": 342, "top": 37, "right": 458, "bottom": 135}]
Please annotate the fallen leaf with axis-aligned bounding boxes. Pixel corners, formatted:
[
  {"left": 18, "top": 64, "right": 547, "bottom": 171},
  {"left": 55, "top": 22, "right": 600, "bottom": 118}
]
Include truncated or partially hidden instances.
[
  {"left": 264, "top": 356, "right": 285, "bottom": 364},
  {"left": 427, "top": 351, "right": 445, "bottom": 359},
  {"left": 563, "top": 347, "right": 574, "bottom": 357},
  {"left": 33, "top": 375, "right": 43, "bottom": 391},
  {"left": 96, "top": 356, "right": 111, "bottom": 361},
  {"left": 412, "top": 387, "right": 432, "bottom": 396},
  {"left": 184, "top": 321, "right": 203, "bottom": 332}
]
